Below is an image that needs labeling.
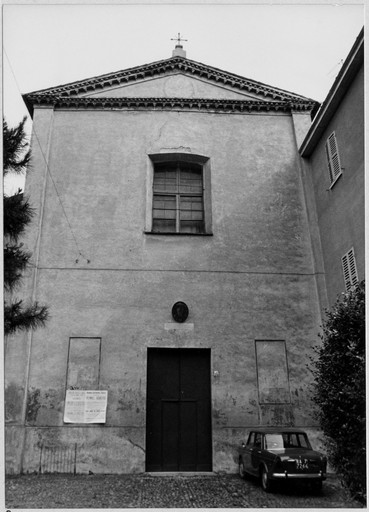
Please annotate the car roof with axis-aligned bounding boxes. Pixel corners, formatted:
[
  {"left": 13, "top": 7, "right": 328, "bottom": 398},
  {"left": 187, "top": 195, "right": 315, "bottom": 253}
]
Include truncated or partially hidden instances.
[{"left": 248, "top": 427, "right": 307, "bottom": 434}]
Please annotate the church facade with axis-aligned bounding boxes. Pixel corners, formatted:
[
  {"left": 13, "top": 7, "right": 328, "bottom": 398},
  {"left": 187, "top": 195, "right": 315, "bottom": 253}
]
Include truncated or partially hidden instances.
[{"left": 5, "top": 42, "right": 341, "bottom": 474}]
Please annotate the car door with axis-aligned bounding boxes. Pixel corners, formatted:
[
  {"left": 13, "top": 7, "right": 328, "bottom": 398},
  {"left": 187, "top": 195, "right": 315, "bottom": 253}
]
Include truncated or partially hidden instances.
[
  {"left": 251, "top": 433, "right": 263, "bottom": 473},
  {"left": 242, "top": 432, "right": 255, "bottom": 474}
]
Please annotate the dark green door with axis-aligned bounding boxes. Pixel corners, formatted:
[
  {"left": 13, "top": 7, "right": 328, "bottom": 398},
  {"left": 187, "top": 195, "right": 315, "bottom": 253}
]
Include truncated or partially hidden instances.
[{"left": 146, "top": 348, "right": 212, "bottom": 471}]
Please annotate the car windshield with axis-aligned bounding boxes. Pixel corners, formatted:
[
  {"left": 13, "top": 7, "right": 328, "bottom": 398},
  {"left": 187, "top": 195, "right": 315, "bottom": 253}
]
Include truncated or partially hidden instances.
[{"left": 265, "top": 434, "right": 284, "bottom": 450}]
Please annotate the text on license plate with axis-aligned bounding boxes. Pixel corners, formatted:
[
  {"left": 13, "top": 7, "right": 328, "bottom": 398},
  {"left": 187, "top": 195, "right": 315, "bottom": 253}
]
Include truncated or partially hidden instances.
[{"left": 296, "top": 459, "right": 309, "bottom": 470}]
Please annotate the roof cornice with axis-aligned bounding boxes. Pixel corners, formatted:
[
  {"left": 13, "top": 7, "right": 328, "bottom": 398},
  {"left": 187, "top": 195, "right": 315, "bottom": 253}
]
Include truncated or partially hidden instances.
[
  {"left": 23, "top": 56, "right": 318, "bottom": 116},
  {"left": 299, "top": 27, "right": 364, "bottom": 156},
  {"left": 24, "top": 95, "right": 317, "bottom": 114}
]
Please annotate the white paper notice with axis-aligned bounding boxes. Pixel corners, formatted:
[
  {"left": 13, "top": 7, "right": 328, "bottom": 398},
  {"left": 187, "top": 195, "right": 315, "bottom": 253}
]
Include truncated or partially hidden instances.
[{"left": 64, "top": 390, "right": 108, "bottom": 423}]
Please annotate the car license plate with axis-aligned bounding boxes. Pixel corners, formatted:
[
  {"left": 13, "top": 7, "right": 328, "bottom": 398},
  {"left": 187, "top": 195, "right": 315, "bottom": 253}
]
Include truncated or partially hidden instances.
[{"left": 296, "top": 458, "right": 309, "bottom": 470}]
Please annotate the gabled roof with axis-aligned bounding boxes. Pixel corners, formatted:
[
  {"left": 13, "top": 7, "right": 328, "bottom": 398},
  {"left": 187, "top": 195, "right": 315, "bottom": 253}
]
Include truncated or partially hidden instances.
[
  {"left": 23, "top": 55, "right": 319, "bottom": 116},
  {"left": 300, "top": 27, "right": 364, "bottom": 156}
]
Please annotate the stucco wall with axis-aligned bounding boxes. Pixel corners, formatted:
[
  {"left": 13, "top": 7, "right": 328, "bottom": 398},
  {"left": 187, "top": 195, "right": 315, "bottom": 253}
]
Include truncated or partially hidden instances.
[
  {"left": 304, "top": 65, "right": 364, "bottom": 305},
  {"left": 5, "top": 105, "right": 323, "bottom": 474},
  {"left": 27, "top": 109, "right": 314, "bottom": 272}
]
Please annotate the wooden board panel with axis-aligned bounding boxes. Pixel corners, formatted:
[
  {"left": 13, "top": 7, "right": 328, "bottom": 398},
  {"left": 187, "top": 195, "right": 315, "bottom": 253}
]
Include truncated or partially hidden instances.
[{"left": 146, "top": 348, "right": 212, "bottom": 471}]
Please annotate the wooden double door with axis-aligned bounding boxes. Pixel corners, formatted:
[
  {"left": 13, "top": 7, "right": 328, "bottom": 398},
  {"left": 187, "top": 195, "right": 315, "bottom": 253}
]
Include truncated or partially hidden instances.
[{"left": 146, "top": 348, "right": 212, "bottom": 472}]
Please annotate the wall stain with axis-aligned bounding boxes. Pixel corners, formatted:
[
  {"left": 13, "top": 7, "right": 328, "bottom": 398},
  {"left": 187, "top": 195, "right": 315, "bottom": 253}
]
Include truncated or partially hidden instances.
[
  {"left": 213, "top": 408, "right": 227, "bottom": 426},
  {"left": 26, "top": 388, "right": 41, "bottom": 424},
  {"left": 214, "top": 439, "right": 241, "bottom": 464},
  {"left": 127, "top": 438, "right": 145, "bottom": 453},
  {"left": 35, "top": 428, "right": 62, "bottom": 448},
  {"left": 5, "top": 383, "right": 23, "bottom": 421},
  {"left": 273, "top": 406, "right": 295, "bottom": 426},
  {"left": 117, "top": 389, "right": 139, "bottom": 412},
  {"left": 26, "top": 388, "right": 63, "bottom": 425}
]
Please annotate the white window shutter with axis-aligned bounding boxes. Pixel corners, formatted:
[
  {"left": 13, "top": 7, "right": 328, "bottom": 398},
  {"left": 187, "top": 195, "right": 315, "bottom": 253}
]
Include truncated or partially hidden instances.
[
  {"left": 341, "top": 248, "right": 358, "bottom": 291},
  {"left": 348, "top": 249, "right": 358, "bottom": 286},
  {"left": 326, "top": 132, "right": 342, "bottom": 184}
]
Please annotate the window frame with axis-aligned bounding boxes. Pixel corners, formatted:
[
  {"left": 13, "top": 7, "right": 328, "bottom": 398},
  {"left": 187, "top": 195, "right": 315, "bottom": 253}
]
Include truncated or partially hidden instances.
[
  {"left": 247, "top": 432, "right": 255, "bottom": 446},
  {"left": 255, "top": 340, "right": 291, "bottom": 405},
  {"left": 145, "top": 153, "right": 212, "bottom": 235},
  {"left": 66, "top": 337, "right": 102, "bottom": 390},
  {"left": 254, "top": 433, "right": 262, "bottom": 449},
  {"left": 326, "top": 131, "right": 343, "bottom": 188}
]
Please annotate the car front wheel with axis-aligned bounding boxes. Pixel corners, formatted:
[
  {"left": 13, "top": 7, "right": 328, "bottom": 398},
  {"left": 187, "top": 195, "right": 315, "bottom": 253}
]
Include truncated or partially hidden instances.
[
  {"left": 261, "top": 466, "right": 273, "bottom": 492},
  {"left": 239, "top": 459, "right": 246, "bottom": 479}
]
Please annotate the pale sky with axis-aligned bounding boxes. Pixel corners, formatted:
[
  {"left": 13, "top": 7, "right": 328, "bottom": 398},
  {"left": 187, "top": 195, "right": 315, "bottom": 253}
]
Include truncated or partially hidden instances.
[{"left": 2, "top": 1, "right": 364, "bottom": 193}]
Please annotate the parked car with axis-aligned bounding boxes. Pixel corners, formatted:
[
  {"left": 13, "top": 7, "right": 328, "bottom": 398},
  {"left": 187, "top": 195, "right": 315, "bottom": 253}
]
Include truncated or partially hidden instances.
[{"left": 238, "top": 428, "right": 327, "bottom": 492}]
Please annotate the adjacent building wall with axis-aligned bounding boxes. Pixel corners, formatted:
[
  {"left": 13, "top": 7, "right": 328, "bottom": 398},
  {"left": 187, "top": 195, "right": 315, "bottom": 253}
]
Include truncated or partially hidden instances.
[{"left": 301, "top": 64, "right": 364, "bottom": 306}]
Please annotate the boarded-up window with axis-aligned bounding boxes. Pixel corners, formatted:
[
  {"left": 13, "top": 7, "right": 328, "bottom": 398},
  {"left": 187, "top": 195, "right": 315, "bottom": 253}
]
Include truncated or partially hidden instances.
[
  {"left": 326, "top": 132, "right": 342, "bottom": 185},
  {"left": 342, "top": 248, "right": 359, "bottom": 291},
  {"left": 152, "top": 162, "right": 205, "bottom": 234},
  {"left": 255, "top": 340, "right": 290, "bottom": 404},
  {"left": 66, "top": 338, "right": 101, "bottom": 390}
]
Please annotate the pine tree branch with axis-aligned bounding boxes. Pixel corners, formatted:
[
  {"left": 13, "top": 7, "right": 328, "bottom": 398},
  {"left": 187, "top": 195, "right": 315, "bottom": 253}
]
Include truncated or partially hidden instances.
[
  {"left": 3, "top": 115, "right": 49, "bottom": 338},
  {"left": 3, "top": 117, "right": 31, "bottom": 176},
  {"left": 4, "top": 244, "right": 32, "bottom": 290},
  {"left": 4, "top": 192, "right": 34, "bottom": 240},
  {"left": 4, "top": 300, "right": 49, "bottom": 336}
]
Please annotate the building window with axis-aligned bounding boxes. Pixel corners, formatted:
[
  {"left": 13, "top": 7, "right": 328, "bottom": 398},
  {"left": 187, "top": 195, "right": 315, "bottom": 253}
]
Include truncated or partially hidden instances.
[
  {"left": 153, "top": 161, "right": 204, "bottom": 234},
  {"left": 342, "top": 248, "right": 359, "bottom": 291},
  {"left": 326, "top": 131, "right": 342, "bottom": 186},
  {"left": 146, "top": 153, "right": 212, "bottom": 235}
]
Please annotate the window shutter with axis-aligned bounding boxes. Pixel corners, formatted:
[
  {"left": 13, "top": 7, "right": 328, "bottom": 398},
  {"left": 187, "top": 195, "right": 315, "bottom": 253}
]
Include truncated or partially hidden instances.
[
  {"left": 326, "top": 132, "right": 342, "bottom": 183},
  {"left": 341, "top": 248, "right": 358, "bottom": 291},
  {"left": 341, "top": 253, "right": 351, "bottom": 291},
  {"left": 348, "top": 249, "right": 358, "bottom": 286}
]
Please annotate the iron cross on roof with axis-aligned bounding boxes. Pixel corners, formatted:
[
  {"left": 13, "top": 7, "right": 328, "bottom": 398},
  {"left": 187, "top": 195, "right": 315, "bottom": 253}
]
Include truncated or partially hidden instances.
[{"left": 171, "top": 33, "right": 188, "bottom": 47}]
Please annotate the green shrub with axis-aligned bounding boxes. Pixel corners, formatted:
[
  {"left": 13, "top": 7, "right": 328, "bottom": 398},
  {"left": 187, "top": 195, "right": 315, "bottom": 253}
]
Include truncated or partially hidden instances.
[{"left": 310, "top": 281, "right": 365, "bottom": 504}]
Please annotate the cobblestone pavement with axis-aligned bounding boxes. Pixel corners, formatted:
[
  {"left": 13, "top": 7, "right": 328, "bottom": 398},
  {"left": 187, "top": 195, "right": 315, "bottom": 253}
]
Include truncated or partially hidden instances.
[{"left": 5, "top": 473, "right": 364, "bottom": 509}]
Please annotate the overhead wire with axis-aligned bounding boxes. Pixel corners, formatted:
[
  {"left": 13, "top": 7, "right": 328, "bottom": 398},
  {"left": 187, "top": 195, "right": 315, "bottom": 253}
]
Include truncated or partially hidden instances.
[
  {"left": 3, "top": 48, "right": 90, "bottom": 264},
  {"left": 327, "top": 58, "right": 344, "bottom": 77}
]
